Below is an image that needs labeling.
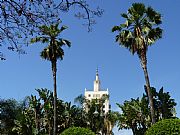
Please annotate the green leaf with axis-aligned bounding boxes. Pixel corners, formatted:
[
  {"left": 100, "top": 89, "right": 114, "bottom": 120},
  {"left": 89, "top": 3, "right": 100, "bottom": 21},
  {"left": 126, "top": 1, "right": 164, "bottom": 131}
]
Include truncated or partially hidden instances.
[
  {"left": 120, "top": 23, "right": 127, "bottom": 28},
  {"left": 112, "top": 26, "right": 121, "bottom": 32},
  {"left": 60, "top": 25, "right": 68, "bottom": 32},
  {"left": 121, "top": 13, "right": 128, "bottom": 18}
]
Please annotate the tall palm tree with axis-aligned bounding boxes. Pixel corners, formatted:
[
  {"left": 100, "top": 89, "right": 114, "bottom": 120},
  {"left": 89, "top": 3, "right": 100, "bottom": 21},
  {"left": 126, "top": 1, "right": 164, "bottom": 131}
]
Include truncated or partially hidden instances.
[
  {"left": 112, "top": 3, "right": 162, "bottom": 124},
  {"left": 31, "top": 23, "right": 71, "bottom": 135}
]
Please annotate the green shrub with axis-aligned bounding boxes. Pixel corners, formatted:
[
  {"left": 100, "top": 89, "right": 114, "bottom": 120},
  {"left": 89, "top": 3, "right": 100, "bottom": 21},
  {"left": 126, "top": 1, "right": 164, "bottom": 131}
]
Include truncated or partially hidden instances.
[
  {"left": 60, "top": 127, "right": 96, "bottom": 135},
  {"left": 145, "top": 119, "right": 180, "bottom": 135}
]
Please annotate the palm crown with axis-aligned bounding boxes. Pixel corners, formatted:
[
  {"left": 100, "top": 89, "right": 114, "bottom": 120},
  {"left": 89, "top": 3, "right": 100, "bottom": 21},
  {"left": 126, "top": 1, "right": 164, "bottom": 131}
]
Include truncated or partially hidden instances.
[
  {"left": 112, "top": 3, "right": 162, "bottom": 55},
  {"left": 31, "top": 23, "right": 71, "bottom": 62}
]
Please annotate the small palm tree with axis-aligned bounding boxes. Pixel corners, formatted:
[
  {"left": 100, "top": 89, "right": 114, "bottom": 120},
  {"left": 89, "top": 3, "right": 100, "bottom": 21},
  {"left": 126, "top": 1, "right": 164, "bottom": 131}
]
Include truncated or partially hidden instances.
[
  {"left": 31, "top": 23, "right": 71, "bottom": 135},
  {"left": 112, "top": 3, "right": 162, "bottom": 124}
]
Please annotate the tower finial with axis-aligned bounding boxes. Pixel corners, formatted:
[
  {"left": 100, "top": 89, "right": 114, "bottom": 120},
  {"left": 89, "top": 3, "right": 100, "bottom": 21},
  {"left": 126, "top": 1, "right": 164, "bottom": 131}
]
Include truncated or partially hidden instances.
[
  {"left": 96, "top": 67, "right": 98, "bottom": 76},
  {"left": 94, "top": 67, "right": 100, "bottom": 91}
]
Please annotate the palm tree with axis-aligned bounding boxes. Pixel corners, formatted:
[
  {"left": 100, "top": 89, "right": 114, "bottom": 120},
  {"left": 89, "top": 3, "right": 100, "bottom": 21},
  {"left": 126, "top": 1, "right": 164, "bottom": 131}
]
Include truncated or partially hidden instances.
[
  {"left": 116, "top": 97, "right": 151, "bottom": 135},
  {"left": 31, "top": 23, "right": 71, "bottom": 135},
  {"left": 36, "top": 88, "right": 54, "bottom": 135},
  {"left": 103, "top": 111, "right": 118, "bottom": 135},
  {"left": 112, "top": 3, "right": 162, "bottom": 124}
]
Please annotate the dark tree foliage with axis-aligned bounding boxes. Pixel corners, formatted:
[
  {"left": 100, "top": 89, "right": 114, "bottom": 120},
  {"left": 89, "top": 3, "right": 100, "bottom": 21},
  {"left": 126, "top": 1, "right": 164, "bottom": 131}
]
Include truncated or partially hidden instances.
[
  {"left": 0, "top": 0, "right": 103, "bottom": 60},
  {"left": 117, "top": 86, "right": 177, "bottom": 135},
  {"left": 10, "top": 88, "right": 88, "bottom": 135},
  {"left": 144, "top": 86, "right": 177, "bottom": 120},
  {"left": 116, "top": 97, "right": 150, "bottom": 135},
  {"left": 0, "top": 98, "right": 22, "bottom": 134}
]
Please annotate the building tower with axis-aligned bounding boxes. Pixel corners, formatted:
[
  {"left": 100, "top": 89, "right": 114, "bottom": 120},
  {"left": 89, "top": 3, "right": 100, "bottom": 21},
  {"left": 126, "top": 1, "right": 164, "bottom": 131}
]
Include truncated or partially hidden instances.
[{"left": 84, "top": 69, "right": 110, "bottom": 114}]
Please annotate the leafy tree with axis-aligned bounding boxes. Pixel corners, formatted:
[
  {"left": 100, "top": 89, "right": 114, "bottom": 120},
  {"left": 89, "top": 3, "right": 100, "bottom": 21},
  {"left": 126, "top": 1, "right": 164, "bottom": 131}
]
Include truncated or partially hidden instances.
[
  {"left": 0, "top": 98, "right": 22, "bottom": 134},
  {"left": 112, "top": 3, "right": 163, "bottom": 124},
  {"left": 145, "top": 119, "right": 180, "bottom": 135},
  {"left": 60, "top": 127, "right": 96, "bottom": 135},
  {"left": 116, "top": 97, "right": 150, "bottom": 135},
  {"left": 13, "top": 105, "right": 36, "bottom": 135},
  {"left": 144, "top": 86, "right": 177, "bottom": 120},
  {"left": 74, "top": 94, "right": 105, "bottom": 133},
  {"left": 74, "top": 94, "right": 118, "bottom": 135},
  {"left": 12, "top": 91, "right": 49, "bottom": 135},
  {"left": 31, "top": 23, "right": 71, "bottom": 135},
  {"left": 29, "top": 95, "right": 42, "bottom": 134},
  {"left": 36, "top": 88, "right": 54, "bottom": 135},
  {"left": 155, "top": 87, "right": 177, "bottom": 119},
  {"left": 117, "top": 87, "right": 177, "bottom": 135},
  {"left": 0, "top": 0, "right": 103, "bottom": 60},
  {"left": 74, "top": 94, "right": 86, "bottom": 107},
  {"left": 11, "top": 89, "right": 87, "bottom": 135},
  {"left": 103, "top": 111, "right": 119, "bottom": 135},
  {"left": 61, "top": 102, "right": 82, "bottom": 129}
]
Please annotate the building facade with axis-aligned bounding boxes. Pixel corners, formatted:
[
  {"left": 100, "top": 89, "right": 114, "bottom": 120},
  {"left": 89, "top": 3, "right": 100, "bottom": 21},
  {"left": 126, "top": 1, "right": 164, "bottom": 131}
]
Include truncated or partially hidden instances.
[{"left": 84, "top": 69, "right": 110, "bottom": 114}]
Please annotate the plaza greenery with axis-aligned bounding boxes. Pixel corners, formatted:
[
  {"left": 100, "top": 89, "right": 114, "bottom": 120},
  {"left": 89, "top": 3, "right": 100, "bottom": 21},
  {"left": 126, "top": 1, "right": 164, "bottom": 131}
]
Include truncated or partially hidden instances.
[
  {"left": 0, "top": 2, "right": 179, "bottom": 135},
  {"left": 0, "top": 86, "right": 177, "bottom": 135},
  {"left": 116, "top": 86, "right": 177, "bottom": 135},
  {"left": 60, "top": 127, "right": 96, "bottom": 135},
  {"left": 0, "top": 89, "right": 119, "bottom": 135},
  {"left": 145, "top": 119, "right": 180, "bottom": 135}
]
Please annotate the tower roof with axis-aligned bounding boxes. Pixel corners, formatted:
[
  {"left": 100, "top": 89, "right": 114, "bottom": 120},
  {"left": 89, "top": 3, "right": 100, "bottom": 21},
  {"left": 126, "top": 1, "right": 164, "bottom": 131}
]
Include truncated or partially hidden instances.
[
  {"left": 95, "top": 68, "right": 99, "bottom": 81},
  {"left": 94, "top": 68, "right": 100, "bottom": 92}
]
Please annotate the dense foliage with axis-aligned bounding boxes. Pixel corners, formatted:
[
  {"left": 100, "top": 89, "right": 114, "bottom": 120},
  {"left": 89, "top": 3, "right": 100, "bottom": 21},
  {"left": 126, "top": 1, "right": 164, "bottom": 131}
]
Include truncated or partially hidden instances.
[
  {"left": 9, "top": 89, "right": 85, "bottom": 135},
  {"left": 0, "top": 99, "right": 23, "bottom": 134},
  {"left": 147, "top": 86, "right": 177, "bottom": 120},
  {"left": 75, "top": 94, "right": 118, "bottom": 134},
  {"left": 0, "top": 2, "right": 179, "bottom": 135},
  {"left": 116, "top": 86, "right": 177, "bottom": 135},
  {"left": 117, "top": 97, "right": 150, "bottom": 135},
  {"left": 0, "top": 89, "right": 118, "bottom": 135},
  {"left": 60, "top": 127, "right": 95, "bottom": 135},
  {"left": 145, "top": 119, "right": 180, "bottom": 135}
]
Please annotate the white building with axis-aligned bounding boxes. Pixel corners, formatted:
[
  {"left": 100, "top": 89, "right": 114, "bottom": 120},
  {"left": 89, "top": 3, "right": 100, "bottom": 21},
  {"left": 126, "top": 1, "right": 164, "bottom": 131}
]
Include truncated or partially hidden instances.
[{"left": 84, "top": 69, "right": 110, "bottom": 114}]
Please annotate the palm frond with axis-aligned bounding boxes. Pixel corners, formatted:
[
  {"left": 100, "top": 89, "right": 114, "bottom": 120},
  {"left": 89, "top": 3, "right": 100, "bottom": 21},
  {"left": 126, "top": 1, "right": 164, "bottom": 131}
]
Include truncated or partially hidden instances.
[
  {"left": 121, "top": 13, "right": 128, "bottom": 19},
  {"left": 60, "top": 26, "right": 68, "bottom": 33},
  {"left": 112, "top": 26, "right": 121, "bottom": 32},
  {"left": 30, "top": 37, "right": 49, "bottom": 44},
  {"left": 146, "top": 7, "right": 162, "bottom": 25},
  {"left": 61, "top": 39, "right": 71, "bottom": 47},
  {"left": 31, "top": 22, "right": 71, "bottom": 62}
]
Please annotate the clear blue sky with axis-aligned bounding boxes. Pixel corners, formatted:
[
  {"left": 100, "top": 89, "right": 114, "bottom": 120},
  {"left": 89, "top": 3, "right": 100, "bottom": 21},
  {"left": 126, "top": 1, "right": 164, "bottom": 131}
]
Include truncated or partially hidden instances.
[{"left": 0, "top": 0, "right": 180, "bottom": 134}]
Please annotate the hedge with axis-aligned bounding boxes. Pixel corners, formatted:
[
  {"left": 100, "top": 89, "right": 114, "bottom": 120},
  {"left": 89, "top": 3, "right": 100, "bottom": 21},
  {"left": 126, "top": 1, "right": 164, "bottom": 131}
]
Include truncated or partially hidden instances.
[
  {"left": 60, "top": 127, "right": 96, "bottom": 135},
  {"left": 145, "top": 119, "right": 180, "bottom": 135}
]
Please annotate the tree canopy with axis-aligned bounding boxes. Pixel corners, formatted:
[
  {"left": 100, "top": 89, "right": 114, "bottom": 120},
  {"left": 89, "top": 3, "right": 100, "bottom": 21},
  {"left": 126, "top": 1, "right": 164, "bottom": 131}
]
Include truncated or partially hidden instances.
[
  {"left": 116, "top": 86, "right": 177, "bottom": 135},
  {"left": 145, "top": 119, "right": 180, "bottom": 135},
  {"left": 0, "top": 0, "right": 103, "bottom": 60}
]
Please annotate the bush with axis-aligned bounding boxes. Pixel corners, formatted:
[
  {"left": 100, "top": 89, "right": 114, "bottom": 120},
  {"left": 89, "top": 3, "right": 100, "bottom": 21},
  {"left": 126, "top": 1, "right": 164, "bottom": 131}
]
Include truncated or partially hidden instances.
[
  {"left": 145, "top": 119, "right": 180, "bottom": 135},
  {"left": 60, "top": 127, "right": 96, "bottom": 135}
]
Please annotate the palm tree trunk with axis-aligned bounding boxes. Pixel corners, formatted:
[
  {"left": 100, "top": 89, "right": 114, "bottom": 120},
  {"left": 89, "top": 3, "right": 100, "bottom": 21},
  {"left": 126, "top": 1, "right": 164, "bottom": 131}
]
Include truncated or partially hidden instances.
[
  {"left": 52, "top": 60, "right": 57, "bottom": 135},
  {"left": 140, "top": 54, "right": 156, "bottom": 124}
]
